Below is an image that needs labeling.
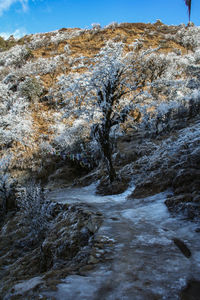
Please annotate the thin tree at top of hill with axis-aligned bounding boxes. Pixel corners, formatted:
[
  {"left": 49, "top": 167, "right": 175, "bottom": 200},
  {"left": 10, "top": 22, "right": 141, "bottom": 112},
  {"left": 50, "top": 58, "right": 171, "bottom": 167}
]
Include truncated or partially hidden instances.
[{"left": 59, "top": 42, "right": 140, "bottom": 182}]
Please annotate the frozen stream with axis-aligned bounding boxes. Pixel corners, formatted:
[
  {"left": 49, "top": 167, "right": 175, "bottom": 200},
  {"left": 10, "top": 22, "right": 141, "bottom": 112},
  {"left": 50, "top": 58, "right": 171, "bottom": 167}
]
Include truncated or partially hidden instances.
[{"left": 46, "top": 183, "right": 200, "bottom": 300}]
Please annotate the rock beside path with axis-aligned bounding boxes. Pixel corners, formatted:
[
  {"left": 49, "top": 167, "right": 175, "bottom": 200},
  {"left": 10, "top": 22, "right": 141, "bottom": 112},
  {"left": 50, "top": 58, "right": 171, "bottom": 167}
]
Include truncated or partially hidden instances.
[
  {"left": 0, "top": 202, "right": 103, "bottom": 298},
  {"left": 96, "top": 177, "right": 129, "bottom": 196},
  {"left": 126, "top": 119, "right": 200, "bottom": 221}
]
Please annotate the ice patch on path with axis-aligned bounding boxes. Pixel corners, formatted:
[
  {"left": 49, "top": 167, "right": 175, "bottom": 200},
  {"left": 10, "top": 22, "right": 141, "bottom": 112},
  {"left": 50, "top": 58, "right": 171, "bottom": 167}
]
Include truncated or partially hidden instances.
[
  {"left": 48, "top": 181, "right": 135, "bottom": 204},
  {"left": 56, "top": 269, "right": 112, "bottom": 300},
  {"left": 121, "top": 192, "right": 170, "bottom": 224}
]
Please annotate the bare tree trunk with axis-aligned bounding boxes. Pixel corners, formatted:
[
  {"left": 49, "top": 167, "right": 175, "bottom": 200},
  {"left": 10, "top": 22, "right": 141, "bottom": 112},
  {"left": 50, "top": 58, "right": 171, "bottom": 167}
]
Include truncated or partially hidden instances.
[
  {"left": 100, "top": 131, "right": 116, "bottom": 182},
  {"left": 105, "top": 155, "right": 116, "bottom": 182}
]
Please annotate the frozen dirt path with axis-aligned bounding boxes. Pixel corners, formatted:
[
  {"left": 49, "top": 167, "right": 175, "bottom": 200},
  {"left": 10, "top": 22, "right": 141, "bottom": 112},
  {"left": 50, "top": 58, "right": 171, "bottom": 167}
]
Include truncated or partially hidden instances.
[{"left": 46, "top": 183, "right": 200, "bottom": 300}]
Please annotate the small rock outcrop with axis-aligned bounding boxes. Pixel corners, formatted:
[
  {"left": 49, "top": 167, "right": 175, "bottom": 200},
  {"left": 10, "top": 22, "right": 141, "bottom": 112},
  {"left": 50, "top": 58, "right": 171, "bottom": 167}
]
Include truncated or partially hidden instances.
[
  {"left": 0, "top": 202, "right": 103, "bottom": 298},
  {"left": 127, "top": 119, "right": 200, "bottom": 221}
]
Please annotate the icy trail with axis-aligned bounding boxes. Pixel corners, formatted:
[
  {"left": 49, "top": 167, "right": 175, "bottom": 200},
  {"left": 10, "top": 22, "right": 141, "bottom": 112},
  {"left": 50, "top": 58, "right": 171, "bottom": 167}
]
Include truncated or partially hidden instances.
[{"left": 46, "top": 183, "right": 200, "bottom": 300}]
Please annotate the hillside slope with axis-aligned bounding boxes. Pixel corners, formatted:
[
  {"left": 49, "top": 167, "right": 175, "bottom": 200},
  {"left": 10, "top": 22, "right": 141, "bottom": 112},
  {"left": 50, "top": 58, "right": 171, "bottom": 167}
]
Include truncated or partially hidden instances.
[
  {"left": 0, "top": 21, "right": 199, "bottom": 174},
  {"left": 0, "top": 21, "right": 200, "bottom": 299},
  {"left": 0, "top": 20, "right": 199, "bottom": 209}
]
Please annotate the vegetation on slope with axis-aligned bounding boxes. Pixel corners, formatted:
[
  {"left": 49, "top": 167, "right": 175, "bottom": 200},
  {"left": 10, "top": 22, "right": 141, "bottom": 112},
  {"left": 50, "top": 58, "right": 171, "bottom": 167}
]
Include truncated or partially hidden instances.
[{"left": 0, "top": 21, "right": 200, "bottom": 298}]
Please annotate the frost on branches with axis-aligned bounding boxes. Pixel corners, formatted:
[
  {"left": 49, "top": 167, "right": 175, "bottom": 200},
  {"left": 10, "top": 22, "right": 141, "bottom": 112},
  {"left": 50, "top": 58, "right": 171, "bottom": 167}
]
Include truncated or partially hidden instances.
[
  {"left": 17, "top": 181, "right": 51, "bottom": 239},
  {"left": 0, "top": 80, "right": 33, "bottom": 150},
  {"left": 0, "top": 155, "right": 16, "bottom": 215},
  {"left": 59, "top": 42, "right": 140, "bottom": 181}
]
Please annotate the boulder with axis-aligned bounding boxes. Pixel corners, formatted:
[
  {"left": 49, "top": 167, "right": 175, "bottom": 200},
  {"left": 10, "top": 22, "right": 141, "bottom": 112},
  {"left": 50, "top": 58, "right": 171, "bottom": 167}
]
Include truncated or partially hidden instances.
[
  {"left": 172, "top": 169, "right": 200, "bottom": 189},
  {"left": 129, "top": 178, "right": 170, "bottom": 199},
  {"left": 165, "top": 194, "right": 200, "bottom": 219},
  {"left": 96, "top": 177, "right": 129, "bottom": 195},
  {"left": 40, "top": 204, "right": 103, "bottom": 270},
  {"left": 0, "top": 202, "right": 103, "bottom": 298}
]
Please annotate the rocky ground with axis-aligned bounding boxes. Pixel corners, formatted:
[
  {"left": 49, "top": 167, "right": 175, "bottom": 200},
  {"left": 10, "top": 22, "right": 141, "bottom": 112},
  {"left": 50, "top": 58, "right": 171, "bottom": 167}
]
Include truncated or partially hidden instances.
[
  {"left": 127, "top": 116, "right": 200, "bottom": 221},
  {"left": 1, "top": 108, "right": 200, "bottom": 299},
  {"left": 0, "top": 117, "right": 200, "bottom": 299},
  {"left": 0, "top": 201, "right": 104, "bottom": 299},
  {"left": 78, "top": 113, "right": 200, "bottom": 223}
]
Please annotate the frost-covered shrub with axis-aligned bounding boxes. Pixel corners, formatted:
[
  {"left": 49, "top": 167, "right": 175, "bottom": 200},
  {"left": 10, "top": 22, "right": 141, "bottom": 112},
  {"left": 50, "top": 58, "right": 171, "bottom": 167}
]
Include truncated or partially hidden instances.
[
  {"left": 137, "top": 53, "right": 169, "bottom": 85},
  {"left": 17, "top": 181, "right": 51, "bottom": 239},
  {"left": 51, "top": 116, "right": 99, "bottom": 168},
  {"left": 16, "top": 56, "right": 60, "bottom": 77},
  {"left": 38, "top": 141, "right": 56, "bottom": 156},
  {"left": 0, "top": 94, "right": 33, "bottom": 148},
  {"left": 137, "top": 90, "right": 200, "bottom": 137},
  {"left": 131, "top": 39, "right": 144, "bottom": 51},
  {"left": 49, "top": 29, "right": 84, "bottom": 45},
  {"left": 53, "top": 118, "right": 91, "bottom": 152},
  {"left": 0, "top": 45, "right": 32, "bottom": 67},
  {"left": 27, "top": 33, "right": 51, "bottom": 49},
  {"left": 104, "top": 22, "right": 119, "bottom": 29},
  {"left": 0, "top": 79, "right": 33, "bottom": 148},
  {"left": 64, "top": 43, "right": 71, "bottom": 54},
  {"left": 135, "top": 119, "right": 200, "bottom": 179},
  {"left": 177, "top": 25, "right": 200, "bottom": 50},
  {"left": 134, "top": 51, "right": 183, "bottom": 88},
  {"left": 18, "top": 77, "right": 43, "bottom": 101},
  {"left": 0, "top": 173, "right": 15, "bottom": 213},
  {"left": 91, "top": 23, "right": 101, "bottom": 31},
  {"left": 0, "top": 155, "right": 16, "bottom": 213},
  {"left": 164, "top": 25, "right": 200, "bottom": 51},
  {"left": 24, "top": 28, "right": 84, "bottom": 50}
]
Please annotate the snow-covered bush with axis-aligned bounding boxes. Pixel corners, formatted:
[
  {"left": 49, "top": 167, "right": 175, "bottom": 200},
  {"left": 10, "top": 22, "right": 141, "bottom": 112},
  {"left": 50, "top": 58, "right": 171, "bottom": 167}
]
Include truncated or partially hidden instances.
[
  {"left": 17, "top": 55, "right": 61, "bottom": 77},
  {"left": 64, "top": 43, "right": 71, "bottom": 54},
  {"left": 27, "top": 33, "right": 51, "bottom": 50},
  {"left": 91, "top": 23, "right": 101, "bottom": 31},
  {"left": 0, "top": 94, "right": 33, "bottom": 148},
  {"left": 104, "top": 22, "right": 119, "bottom": 29},
  {"left": 0, "top": 155, "right": 16, "bottom": 214},
  {"left": 0, "top": 75, "right": 34, "bottom": 150},
  {"left": 48, "top": 28, "right": 84, "bottom": 45},
  {"left": 38, "top": 141, "right": 56, "bottom": 156},
  {"left": 53, "top": 118, "right": 91, "bottom": 153},
  {"left": 175, "top": 25, "right": 200, "bottom": 50},
  {"left": 0, "top": 45, "right": 32, "bottom": 67},
  {"left": 136, "top": 89, "right": 200, "bottom": 137},
  {"left": 18, "top": 77, "right": 43, "bottom": 101},
  {"left": 17, "top": 181, "right": 51, "bottom": 239}
]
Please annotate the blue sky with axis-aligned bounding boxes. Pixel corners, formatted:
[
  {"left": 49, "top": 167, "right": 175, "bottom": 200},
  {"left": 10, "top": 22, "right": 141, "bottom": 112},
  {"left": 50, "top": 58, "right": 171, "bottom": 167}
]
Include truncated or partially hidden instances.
[{"left": 0, "top": 0, "right": 200, "bottom": 38}]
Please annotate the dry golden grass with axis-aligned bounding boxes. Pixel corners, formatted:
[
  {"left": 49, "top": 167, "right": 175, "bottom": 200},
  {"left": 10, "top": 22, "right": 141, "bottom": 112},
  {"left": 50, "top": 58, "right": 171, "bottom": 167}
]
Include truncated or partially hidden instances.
[
  {"left": 33, "top": 22, "right": 188, "bottom": 60},
  {"left": 31, "top": 22, "right": 188, "bottom": 89},
  {"left": 2, "top": 22, "right": 191, "bottom": 177}
]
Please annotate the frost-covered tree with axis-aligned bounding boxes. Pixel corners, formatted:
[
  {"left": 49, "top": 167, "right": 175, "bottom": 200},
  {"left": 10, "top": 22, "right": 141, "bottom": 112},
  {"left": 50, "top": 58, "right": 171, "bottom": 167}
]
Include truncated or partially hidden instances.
[{"left": 59, "top": 42, "right": 140, "bottom": 181}]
